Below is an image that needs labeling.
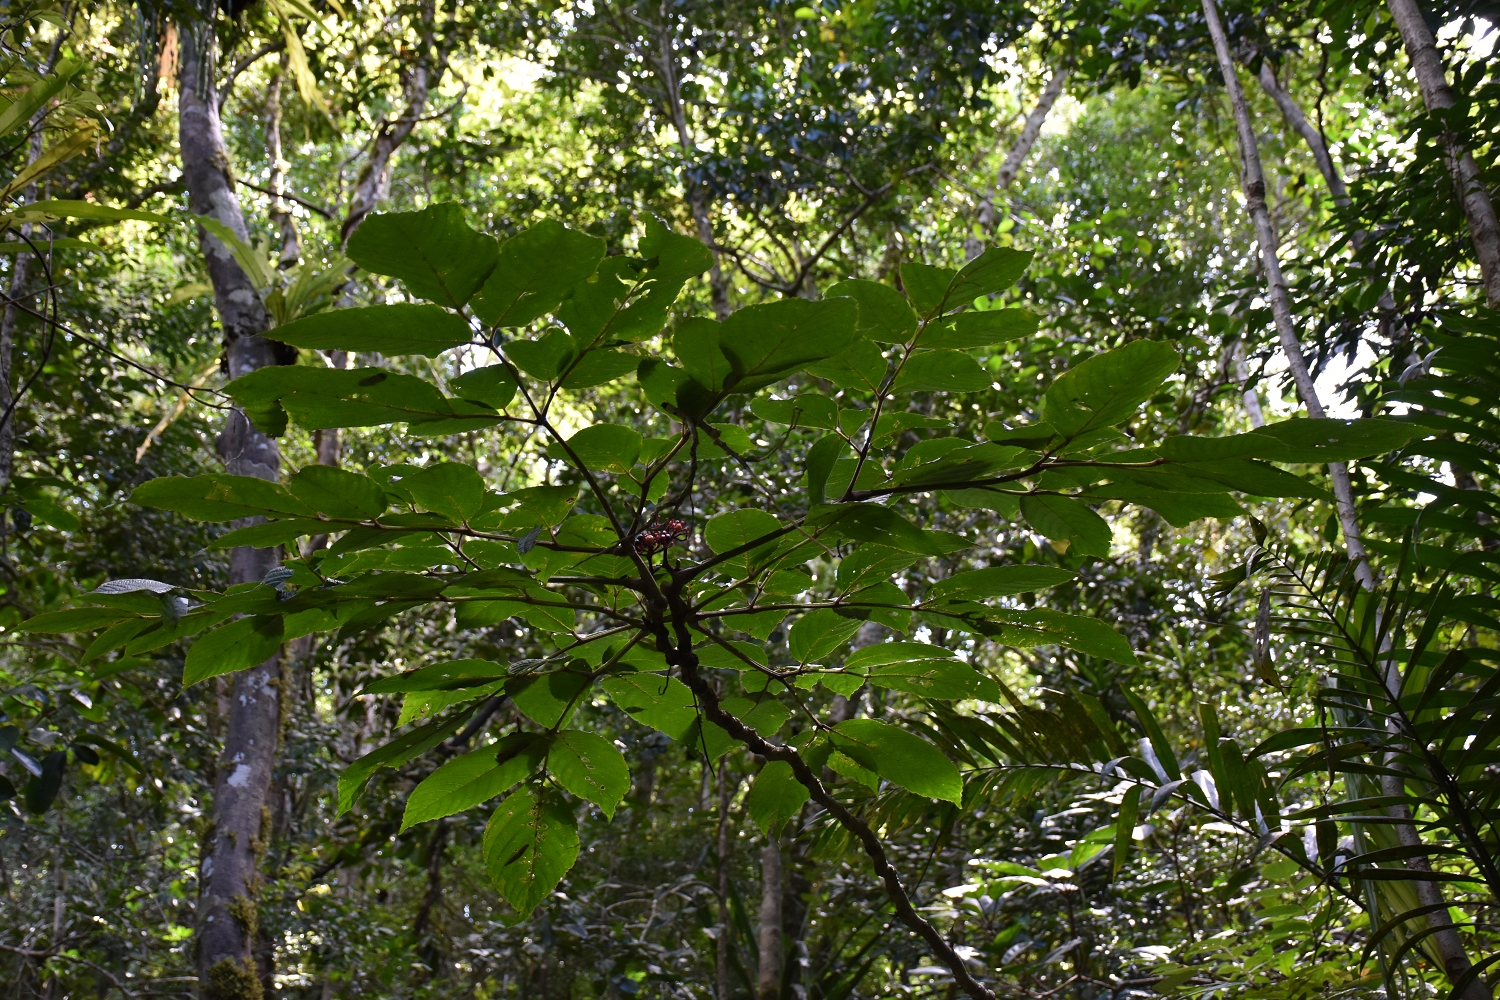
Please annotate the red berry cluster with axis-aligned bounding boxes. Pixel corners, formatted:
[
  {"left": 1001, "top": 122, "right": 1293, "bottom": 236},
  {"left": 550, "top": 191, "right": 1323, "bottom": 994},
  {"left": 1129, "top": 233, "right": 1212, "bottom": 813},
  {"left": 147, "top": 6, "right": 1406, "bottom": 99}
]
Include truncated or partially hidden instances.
[{"left": 632, "top": 517, "right": 690, "bottom": 555}]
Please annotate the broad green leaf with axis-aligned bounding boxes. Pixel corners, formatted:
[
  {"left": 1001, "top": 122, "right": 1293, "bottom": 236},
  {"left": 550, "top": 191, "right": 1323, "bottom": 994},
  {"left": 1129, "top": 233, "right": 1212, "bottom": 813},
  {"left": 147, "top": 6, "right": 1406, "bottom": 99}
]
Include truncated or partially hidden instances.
[
  {"left": 225, "top": 366, "right": 503, "bottom": 437},
  {"left": 809, "top": 503, "right": 970, "bottom": 556},
  {"left": 364, "top": 658, "right": 510, "bottom": 694},
  {"left": 346, "top": 204, "right": 499, "bottom": 309},
  {"left": 946, "top": 248, "right": 1033, "bottom": 303},
  {"left": 471, "top": 220, "right": 607, "bottom": 327},
  {"left": 1082, "top": 484, "right": 1243, "bottom": 527},
  {"left": 402, "top": 463, "right": 487, "bottom": 522},
  {"left": 337, "top": 712, "right": 472, "bottom": 814},
  {"left": 806, "top": 434, "right": 849, "bottom": 506},
  {"left": 931, "top": 565, "right": 1076, "bottom": 599},
  {"left": 637, "top": 358, "right": 691, "bottom": 413},
  {"left": 890, "top": 351, "right": 992, "bottom": 393},
  {"left": 1021, "top": 495, "right": 1112, "bottom": 557},
  {"left": 747, "top": 760, "right": 810, "bottom": 834},
  {"left": 899, "top": 262, "right": 957, "bottom": 316},
  {"left": 556, "top": 219, "right": 711, "bottom": 343},
  {"left": 1156, "top": 459, "right": 1328, "bottom": 500},
  {"left": 548, "top": 730, "right": 630, "bottom": 818},
  {"left": 942, "top": 487, "right": 1022, "bottom": 519},
  {"left": 20, "top": 607, "right": 134, "bottom": 634},
  {"left": 559, "top": 349, "right": 640, "bottom": 390},
  {"left": 501, "top": 485, "right": 581, "bottom": 529},
  {"left": 866, "top": 659, "right": 999, "bottom": 701},
  {"left": 132, "top": 474, "right": 315, "bottom": 522},
  {"left": 1042, "top": 340, "right": 1180, "bottom": 438},
  {"left": 788, "top": 609, "right": 863, "bottom": 662},
  {"left": 400, "top": 733, "right": 550, "bottom": 831},
  {"left": 270, "top": 304, "right": 474, "bottom": 357},
  {"left": 507, "top": 329, "right": 576, "bottom": 380},
  {"left": 992, "top": 608, "right": 1138, "bottom": 665},
  {"left": 845, "top": 641, "right": 954, "bottom": 669},
  {"left": 705, "top": 509, "right": 782, "bottom": 556},
  {"left": 450, "top": 365, "right": 519, "bottom": 409},
  {"left": 674, "top": 317, "right": 733, "bottom": 393},
  {"left": 751, "top": 394, "right": 838, "bottom": 429},
  {"left": 483, "top": 789, "right": 580, "bottom": 917},
  {"left": 889, "top": 443, "right": 1026, "bottom": 487},
  {"left": 1158, "top": 418, "right": 1431, "bottom": 464},
  {"left": 556, "top": 424, "right": 644, "bottom": 473},
  {"left": 717, "top": 298, "right": 859, "bottom": 391},
  {"left": 805, "top": 339, "right": 888, "bottom": 393},
  {"left": 510, "top": 667, "right": 593, "bottom": 728},
  {"left": 600, "top": 674, "right": 734, "bottom": 758},
  {"left": 287, "top": 466, "right": 387, "bottom": 520},
  {"left": 0, "top": 62, "right": 81, "bottom": 141},
  {"left": 183, "top": 616, "right": 285, "bottom": 686},
  {"left": 831, "top": 718, "right": 962, "bottom": 803},
  {"left": 27, "top": 198, "right": 171, "bottom": 224},
  {"left": 836, "top": 545, "right": 920, "bottom": 592},
  {"left": 924, "top": 309, "right": 1038, "bottom": 350},
  {"left": 826, "top": 278, "right": 917, "bottom": 342},
  {"left": 18, "top": 494, "right": 79, "bottom": 531}
]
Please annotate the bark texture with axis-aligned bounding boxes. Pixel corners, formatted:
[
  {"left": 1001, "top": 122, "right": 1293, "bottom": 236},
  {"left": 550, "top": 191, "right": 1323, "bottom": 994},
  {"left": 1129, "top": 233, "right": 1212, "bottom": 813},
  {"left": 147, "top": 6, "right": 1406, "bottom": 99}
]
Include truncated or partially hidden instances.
[
  {"left": 1253, "top": 59, "right": 1348, "bottom": 204},
  {"left": 1387, "top": 0, "right": 1500, "bottom": 307},
  {"left": 966, "top": 66, "right": 1067, "bottom": 260},
  {"left": 1200, "top": 0, "right": 1373, "bottom": 590},
  {"left": 341, "top": 54, "right": 435, "bottom": 246},
  {"left": 756, "top": 836, "right": 784, "bottom": 1000},
  {"left": 715, "top": 763, "right": 733, "bottom": 1000},
  {"left": 264, "top": 66, "right": 301, "bottom": 269},
  {"left": 179, "top": 24, "right": 283, "bottom": 1000}
]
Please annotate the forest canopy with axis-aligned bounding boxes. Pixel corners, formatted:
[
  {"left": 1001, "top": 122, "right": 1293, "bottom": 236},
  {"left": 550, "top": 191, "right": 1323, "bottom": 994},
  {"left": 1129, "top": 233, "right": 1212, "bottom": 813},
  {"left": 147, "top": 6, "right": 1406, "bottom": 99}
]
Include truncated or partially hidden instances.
[{"left": 0, "top": 1, "right": 1498, "bottom": 999}]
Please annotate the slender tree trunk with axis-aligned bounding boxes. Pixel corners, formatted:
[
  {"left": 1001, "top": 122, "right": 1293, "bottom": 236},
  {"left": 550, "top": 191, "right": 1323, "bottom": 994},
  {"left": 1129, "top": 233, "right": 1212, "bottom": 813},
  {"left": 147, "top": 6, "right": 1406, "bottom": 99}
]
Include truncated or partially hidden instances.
[
  {"left": 756, "top": 835, "right": 783, "bottom": 1000},
  {"left": 1252, "top": 60, "right": 1348, "bottom": 204},
  {"left": 0, "top": 121, "right": 43, "bottom": 497},
  {"left": 966, "top": 66, "right": 1067, "bottom": 260},
  {"left": 1206, "top": 5, "right": 1487, "bottom": 996},
  {"left": 179, "top": 24, "right": 283, "bottom": 1000},
  {"left": 716, "top": 762, "right": 734, "bottom": 1000},
  {"left": 1232, "top": 340, "right": 1265, "bottom": 428},
  {"left": 654, "top": 17, "right": 730, "bottom": 318},
  {"left": 1200, "top": 0, "right": 1374, "bottom": 591},
  {"left": 1386, "top": 0, "right": 1500, "bottom": 308},
  {"left": 265, "top": 64, "right": 300, "bottom": 270},
  {"left": 340, "top": 43, "right": 437, "bottom": 246}
]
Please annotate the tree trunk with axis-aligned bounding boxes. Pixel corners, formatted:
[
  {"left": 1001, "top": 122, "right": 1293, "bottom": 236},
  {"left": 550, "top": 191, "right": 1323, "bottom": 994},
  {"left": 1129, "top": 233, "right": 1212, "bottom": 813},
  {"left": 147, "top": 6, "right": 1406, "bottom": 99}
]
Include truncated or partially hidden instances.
[
  {"left": 1386, "top": 0, "right": 1500, "bottom": 308},
  {"left": 1199, "top": 0, "right": 1374, "bottom": 591},
  {"left": 340, "top": 46, "right": 436, "bottom": 246},
  {"left": 716, "top": 762, "right": 734, "bottom": 1000},
  {"left": 1232, "top": 340, "right": 1265, "bottom": 428},
  {"left": 0, "top": 120, "right": 42, "bottom": 497},
  {"left": 966, "top": 67, "right": 1067, "bottom": 260},
  {"left": 179, "top": 23, "right": 284, "bottom": 1000},
  {"left": 1251, "top": 59, "right": 1348, "bottom": 204},
  {"left": 265, "top": 64, "right": 300, "bottom": 270},
  {"left": 756, "top": 836, "right": 783, "bottom": 1000}
]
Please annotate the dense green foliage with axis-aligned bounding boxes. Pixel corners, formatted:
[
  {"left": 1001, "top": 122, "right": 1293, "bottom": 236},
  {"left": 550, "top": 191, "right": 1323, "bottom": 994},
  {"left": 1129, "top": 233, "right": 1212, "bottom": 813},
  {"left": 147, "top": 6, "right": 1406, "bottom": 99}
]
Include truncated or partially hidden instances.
[{"left": 0, "top": 1, "right": 1497, "bottom": 999}]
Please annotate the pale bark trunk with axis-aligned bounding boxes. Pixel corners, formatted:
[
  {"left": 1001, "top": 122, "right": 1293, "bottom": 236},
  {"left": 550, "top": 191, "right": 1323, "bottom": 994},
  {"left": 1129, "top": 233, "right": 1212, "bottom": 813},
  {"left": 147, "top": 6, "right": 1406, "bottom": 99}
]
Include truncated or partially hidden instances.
[
  {"left": 716, "top": 762, "right": 733, "bottom": 1000},
  {"left": 1200, "top": 0, "right": 1374, "bottom": 591},
  {"left": 340, "top": 53, "right": 434, "bottom": 247},
  {"left": 757, "top": 836, "right": 783, "bottom": 1000},
  {"left": 1253, "top": 60, "right": 1348, "bottom": 204},
  {"left": 180, "top": 24, "right": 284, "bottom": 1000},
  {"left": 1387, "top": 0, "right": 1500, "bottom": 308},
  {"left": 1232, "top": 340, "right": 1265, "bottom": 428},
  {"left": 1206, "top": 4, "right": 1484, "bottom": 995},
  {"left": 966, "top": 67, "right": 1067, "bottom": 260},
  {"left": 0, "top": 121, "right": 42, "bottom": 496},
  {"left": 265, "top": 66, "right": 301, "bottom": 269}
]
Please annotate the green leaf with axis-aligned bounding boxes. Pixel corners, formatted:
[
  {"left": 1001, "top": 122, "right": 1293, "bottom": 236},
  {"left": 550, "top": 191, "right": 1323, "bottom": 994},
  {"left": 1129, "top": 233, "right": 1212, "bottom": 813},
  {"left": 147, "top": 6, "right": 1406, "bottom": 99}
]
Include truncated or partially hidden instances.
[
  {"left": 806, "top": 434, "right": 849, "bottom": 506},
  {"left": 224, "top": 366, "right": 503, "bottom": 436},
  {"left": 889, "top": 443, "right": 1026, "bottom": 487},
  {"left": 1159, "top": 418, "right": 1431, "bottom": 464},
  {"left": 831, "top": 719, "right": 961, "bottom": 803},
  {"left": 400, "top": 733, "right": 550, "bottom": 831},
  {"left": 402, "top": 463, "right": 487, "bottom": 522},
  {"left": 946, "top": 248, "right": 1033, "bottom": 304},
  {"left": 890, "top": 351, "right": 992, "bottom": 393},
  {"left": 547, "top": 730, "right": 630, "bottom": 818},
  {"left": 674, "top": 317, "right": 734, "bottom": 393},
  {"left": 1042, "top": 340, "right": 1180, "bottom": 438},
  {"left": 337, "top": 713, "right": 471, "bottom": 814},
  {"left": 559, "top": 349, "right": 640, "bottom": 390},
  {"left": 826, "top": 278, "right": 917, "bottom": 342},
  {"left": 19, "top": 607, "right": 134, "bottom": 634},
  {"left": 1021, "top": 495, "right": 1112, "bottom": 557},
  {"left": 510, "top": 667, "right": 593, "bottom": 729},
  {"left": 501, "top": 485, "right": 581, "bottom": 529},
  {"left": 924, "top": 309, "right": 1038, "bottom": 350},
  {"left": 183, "top": 616, "right": 285, "bottom": 686},
  {"left": 845, "top": 641, "right": 953, "bottom": 669},
  {"left": 471, "top": 219, "right": 607, "bottom": 327},
  {"left": 992, "top": 608, "right": 1138, "bottom": 665},
  {"left": 27, "top": 198, "right": 171, "bottom": 225},
  {"left": 556, "top": 424, "right": 644, "bottom": 474},
  {"left": 810, "top": 503, "right": 970, "bottom": 556},
  {"left": 364, "top": 658, "right": 510, "bottom": 693},
  {"left": 751, "top": 394, "right": 838, "bottom": 429},
  {"left": 450, "top": 365, "right": 519, "bottom": 409},
  {"left": 18, "top": 494, "right": 79, "bottom": 531},
  {"left": 931, "top": 566, "right": 1076, "bottom": 599},
  {"left": 346, "top": 203, "right": 499, "bottom": 309},
  {"left": 483, "top": 788, "right": 580, "bottom": 917},
  {"left": 805, "top": 339, "right": 888, "bottom": 393},
  {"left": 717, "top": 298, "right": 859, "bottom": 391},
  {"left": 705, "top": 509, "right": 782, "bottom": 556},
  {"left": 600, "top": 673, "right": 734, "bottom": 758},
  {"left": 865, "top": 658, "right": 999, "bottom": 701},
  {"left": 556, "top": 219, "right": 711, "bottom": 343},
  {"left": 1123, "top": 690, "right": 1180, "bottom": 780},
  {"left": 1112, "top": 785, "right": 1141, "bottom": 879},
  {"left": 269, "top": 303, "right": 474, "bottom": 357},
  {"left": 133, "top": 473, "right": 316, "bottom": 522},
  {"left": 789, "top": 609, "right": 863, "bottom": 662},
  {"left": 1082, "top": 483, "right": 1244, "bottom": 527},
  {"left": 287, "top": 466, "right": 387, "bottom": 520},
  {"left": 747, "top": 760, "right": 810, "bottom": 834},
  {"left": 505, "top": 329, "right": 573, "bottom": 382},
  {"left": 637, "top": 358, "right": 691, "bottom": 413},
  {"left": 1156, "top": 459, "right": 1328, "bottom": 500},
  {"left": 899, "top": 262, "right": 957, "bottom": 316}
]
